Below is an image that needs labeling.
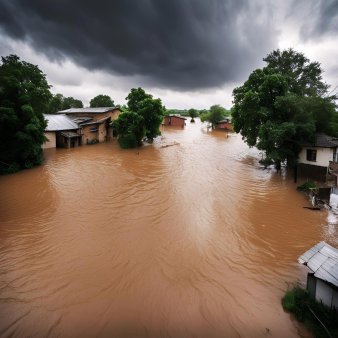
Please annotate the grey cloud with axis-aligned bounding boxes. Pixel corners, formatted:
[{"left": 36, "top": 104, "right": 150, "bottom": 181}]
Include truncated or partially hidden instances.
[
  {"left": 300, "top": 0, "right": 338, "bottom": 39},
  {"left": 0, "top": 0, "right": 277, "bottom": 90}
]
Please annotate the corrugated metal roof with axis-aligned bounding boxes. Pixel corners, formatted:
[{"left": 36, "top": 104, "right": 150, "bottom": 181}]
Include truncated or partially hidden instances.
[
  {"left": 44, "top": 114, "right": 79, "bottom": 131},
  {"left": 298, "top": 241, "right": 338, "bottom": 287},
  {"left": 300, "top": 133, "right": 338, "bottom": 148},
  {"left": 57, "top": 107, "right": 117, "bottom": 114}
]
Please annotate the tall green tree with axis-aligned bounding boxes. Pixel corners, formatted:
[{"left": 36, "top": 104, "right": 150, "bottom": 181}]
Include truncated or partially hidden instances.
[
  {"left": 232, "top": 49, "right": 335, "bottom": 168},
  {"left": 111, "top": 112, "right": 145, "bottom": 148},
  {"left": 90, "top": 94, "right": 114, "bottom": 107},
  {"left": 200, "top": 105, "right": 229, "bottom": 129},
  {"left": 126, "top": 87, "right": 152, "bottom": 112},
  {"left": 0, "top": 55, "right": 52, "bottom": 173},
  {"left": 126, "top": 87, "right": 165, "bottom": 141},
  {"left": 62, "top": 96, "right": 83, "bottom": 109},
  {"left": 188, "top": 108, "right": 198, "bottom": 122},
  {"left": 47, "top": 93, "right": 83, "bottom": 113}
]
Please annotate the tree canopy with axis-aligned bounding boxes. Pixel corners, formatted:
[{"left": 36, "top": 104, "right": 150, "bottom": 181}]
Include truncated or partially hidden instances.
[
  {"left": 112, "top": 87, "right": 165, "bottom": 148},
  {"left": 90, "top": 94, "right": 114, "bottom": 107},
  {"left": 112, "top": 111, "right": 145, "bottom": 148},
  {"left": 0, "top": 54, "right": 52, "bottom": 173},
  {"left": 232, "top": 48, "right": 336, "bottom": 168},
  {"left": 200, "top": 105, "right": 230, "bottom": 129},
  {"left": 188, "top": 108, "right": 198, "bottom": 121},
  {"left": 48, "top": 93, "right": 83, "bottom": 113}
]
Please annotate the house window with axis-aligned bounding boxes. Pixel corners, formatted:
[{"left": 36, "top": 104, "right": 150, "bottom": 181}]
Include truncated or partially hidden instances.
[{"left": 307, "top": 149, "right": 317, "bottom": 162}]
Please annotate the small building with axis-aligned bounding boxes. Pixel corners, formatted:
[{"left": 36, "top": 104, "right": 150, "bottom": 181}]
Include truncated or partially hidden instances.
[
  {"left": 43, "top": 114, "right": 81, "bottom": 149},
  {"left": 163, "top": 115, "right": 187, "bottom": 128},
  {"left": 298, "top": 241, "right": 338, "bottom": 309},
  {"left": 57, "top": 107, "right": 120, "bottom": 144},
  {"left": 298, "top": 133, "right": 338, "bottom": 181},
  {"left": 215, "top": 118, "right": 233, "bottom": 131}
]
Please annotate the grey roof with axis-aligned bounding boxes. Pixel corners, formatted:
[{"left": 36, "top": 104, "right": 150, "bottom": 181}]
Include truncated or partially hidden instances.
[
  {"left": 298, "top": 241, "right": 338, "bottom": 287},
  {"left": 301, "top": 133, "right": 338, "bottom": 148},
  {"left": 57, "top": 107, "right": 117, "bottom": 114},
  {"left": 167, "top": 114, "right": 187, "bottom": 120},
  {"left": 44, "top": 114, "right": 79, "bottom": 131},
  {"left": 217, "top": 118, "right": 232, "bottom": 124}
]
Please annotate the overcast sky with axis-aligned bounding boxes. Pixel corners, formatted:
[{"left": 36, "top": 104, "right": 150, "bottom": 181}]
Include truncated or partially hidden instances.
[{"left": 0, "top": 0, "right": 337, "bottom": 109}]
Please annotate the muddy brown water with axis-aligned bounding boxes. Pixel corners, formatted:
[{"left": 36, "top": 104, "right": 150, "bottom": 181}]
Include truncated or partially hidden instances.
[{"left": 0, "top": 119, "right": 337, "bottom": 337}]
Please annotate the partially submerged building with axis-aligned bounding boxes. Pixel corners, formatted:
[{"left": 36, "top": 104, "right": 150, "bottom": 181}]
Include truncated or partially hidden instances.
[
  {"left": 215, "top": 118, "right": 233, "bottom": 131},
  {"left": 43, "top": 114, "right": 81, "bottom": 149},
  {"left": 163, "top": 115, "right": 187, "bottom": 128},
  {"left": 298, "top": 241, "right": 338, "bottom": 309},
  {"left": 298, "top": 133, "right": 338, "bottom": 181},
  {"left": 57, "top": 107, "right": 120, "bottom": 144}
]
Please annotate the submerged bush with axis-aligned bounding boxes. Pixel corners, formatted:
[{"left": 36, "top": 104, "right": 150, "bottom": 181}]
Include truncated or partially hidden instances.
[
  {"left": 282, "top": 286, "right": 338, "bottom": 337},
  {"left": 118, "top": 134, "right": 138, "bottom": 149},
  {"left": 297, "top": 181, "right": 317, "bottom": 192}
]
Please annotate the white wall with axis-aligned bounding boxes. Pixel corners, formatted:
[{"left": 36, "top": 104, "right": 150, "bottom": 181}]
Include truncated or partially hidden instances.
[
  {"left": 298, "top": 147, "right": 334, "bottom": 167},
  {"left": 316, "top": 279, "right": 333, "bottom": 307},
  {"left": 42, "top": 132, "right": 56, "bottom": 149}
]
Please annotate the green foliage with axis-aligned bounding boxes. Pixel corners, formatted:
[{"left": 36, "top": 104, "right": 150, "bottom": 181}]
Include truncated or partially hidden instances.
[
  {"left": 48, "top": 93, "right": 83, "bottom": 113},
  {"left": 0, "top": 54, "right": 51, "bottom": 173},
  {"left": 126, "top": 87, "right": 152, "bottom": 112},
  {"left": 297, "top": 181, "right": 317, "bottom": 192},
  {"left": 62, "top": 96, "right": 83, "bottom": 109},
  {"left": 112, "top": 111, "right": 145, "bottom": 148},
  {"left": 200, "top": 105, "right": 230, "bottom": 129},
  {"left": 138, "top": 98, "right": 164, "bottom": 140},
  {"left": 282, "top": 286, "right": 338, "bottom": 337},
  {"left": 125, "top": 87, "right": 165, "bottom": 142},
  {"left": 232, "top": 48, "right": 336, "bottom": 167},
  {"left": 188, "top": 108, "right": 198, "bottom": 121},
  {"left": 90, "top": 94, "right": 114, "bottom": 107}
]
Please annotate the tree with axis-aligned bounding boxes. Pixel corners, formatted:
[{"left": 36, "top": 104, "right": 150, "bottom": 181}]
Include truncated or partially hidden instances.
[
  {"left": 232, "top": 49, "right": 335, "bottom": 168},
  {"left": 126, "top": 87, "right": 165, "bottom": 141},
  {"left": 90, "top": 94, "right": 114, "bottom": 107},
  {"left": 111, "top": 112, "right": 145, "bottom": 148},
  {"left": 0, "top": 55, "right": 52, "bottom": 173},
  {"left": 48, "top": 93, "right": 64, "bottom": 113},
  {"left": 62, "top": 96, "right": 83, "bottom": 109},
  {"left": 126, "top": 87, "right": 152, "bottom": 112},
  {"left": 200, "top": 105, "right": 229, "bottom": 129},
  {"left": 188, "top": 108, "right": 198, "bottom": 122}
]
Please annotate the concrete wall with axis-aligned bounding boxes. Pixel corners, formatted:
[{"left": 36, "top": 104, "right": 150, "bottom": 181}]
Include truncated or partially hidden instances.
[
  {"left": 82, "top": 125, "right": 99, "bottom": 144},
  {"left": 43, "top": 132, "right": 56, "bottom": 149},
  {"left": 298, "top": 147, "right": 334, "bottom": 167}
]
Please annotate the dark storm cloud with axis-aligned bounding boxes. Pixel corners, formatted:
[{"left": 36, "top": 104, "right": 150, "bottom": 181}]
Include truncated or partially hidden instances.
[
  {"left": 300, "top": 0, "right": 338, "bottom": 39},
  {"left": 0, "top": 0, "right": 277, "bottom": 90}
]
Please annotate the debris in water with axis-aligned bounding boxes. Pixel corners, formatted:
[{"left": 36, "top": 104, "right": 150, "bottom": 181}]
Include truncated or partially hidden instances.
[{"left": 160, "top": 141, "right": 179, "bottom": 148}]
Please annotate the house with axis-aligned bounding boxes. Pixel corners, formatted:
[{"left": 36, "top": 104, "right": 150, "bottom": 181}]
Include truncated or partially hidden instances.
[
  {"left": 43, "top": 114, "right": 81, "bottom": 149},
  {"left": 56, "top": 107, "right": 121, "bottom": 144},
  {"left": 163, "top": 115, "right": 187, "bottom": 128},
  {"left": 215, "top": 118, "right": 233, "bottom": 131},
  {"left": 298, "top": 241, "right": 338, "bottom": 309},
  {"left": 298, "top": 133, "right": 338, "bottom": 181}
]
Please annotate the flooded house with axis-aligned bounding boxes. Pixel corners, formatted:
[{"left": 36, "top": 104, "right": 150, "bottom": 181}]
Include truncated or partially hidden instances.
[
  {"left": 298, "top": 133, "right": 338, "bottom": 182},
  {"left": 57, "top": 107, "right": 121, "bottom": 144},
  {"left": 163, "top": 115, "right": 187, "bottom": 128},
  {"left": 215, "top": 118, "right": 233, "bottom": 131},
  {"left": 43, "top": 114, "right": 81, "bottom": 149},
  {"left": 298, "top": 241, "right": 338, "bottom": 309}
]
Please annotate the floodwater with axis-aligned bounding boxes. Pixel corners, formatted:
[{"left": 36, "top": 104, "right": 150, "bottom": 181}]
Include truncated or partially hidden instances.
[{"left": 0, "top": 119, "right": 337, "bottom": 337}]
